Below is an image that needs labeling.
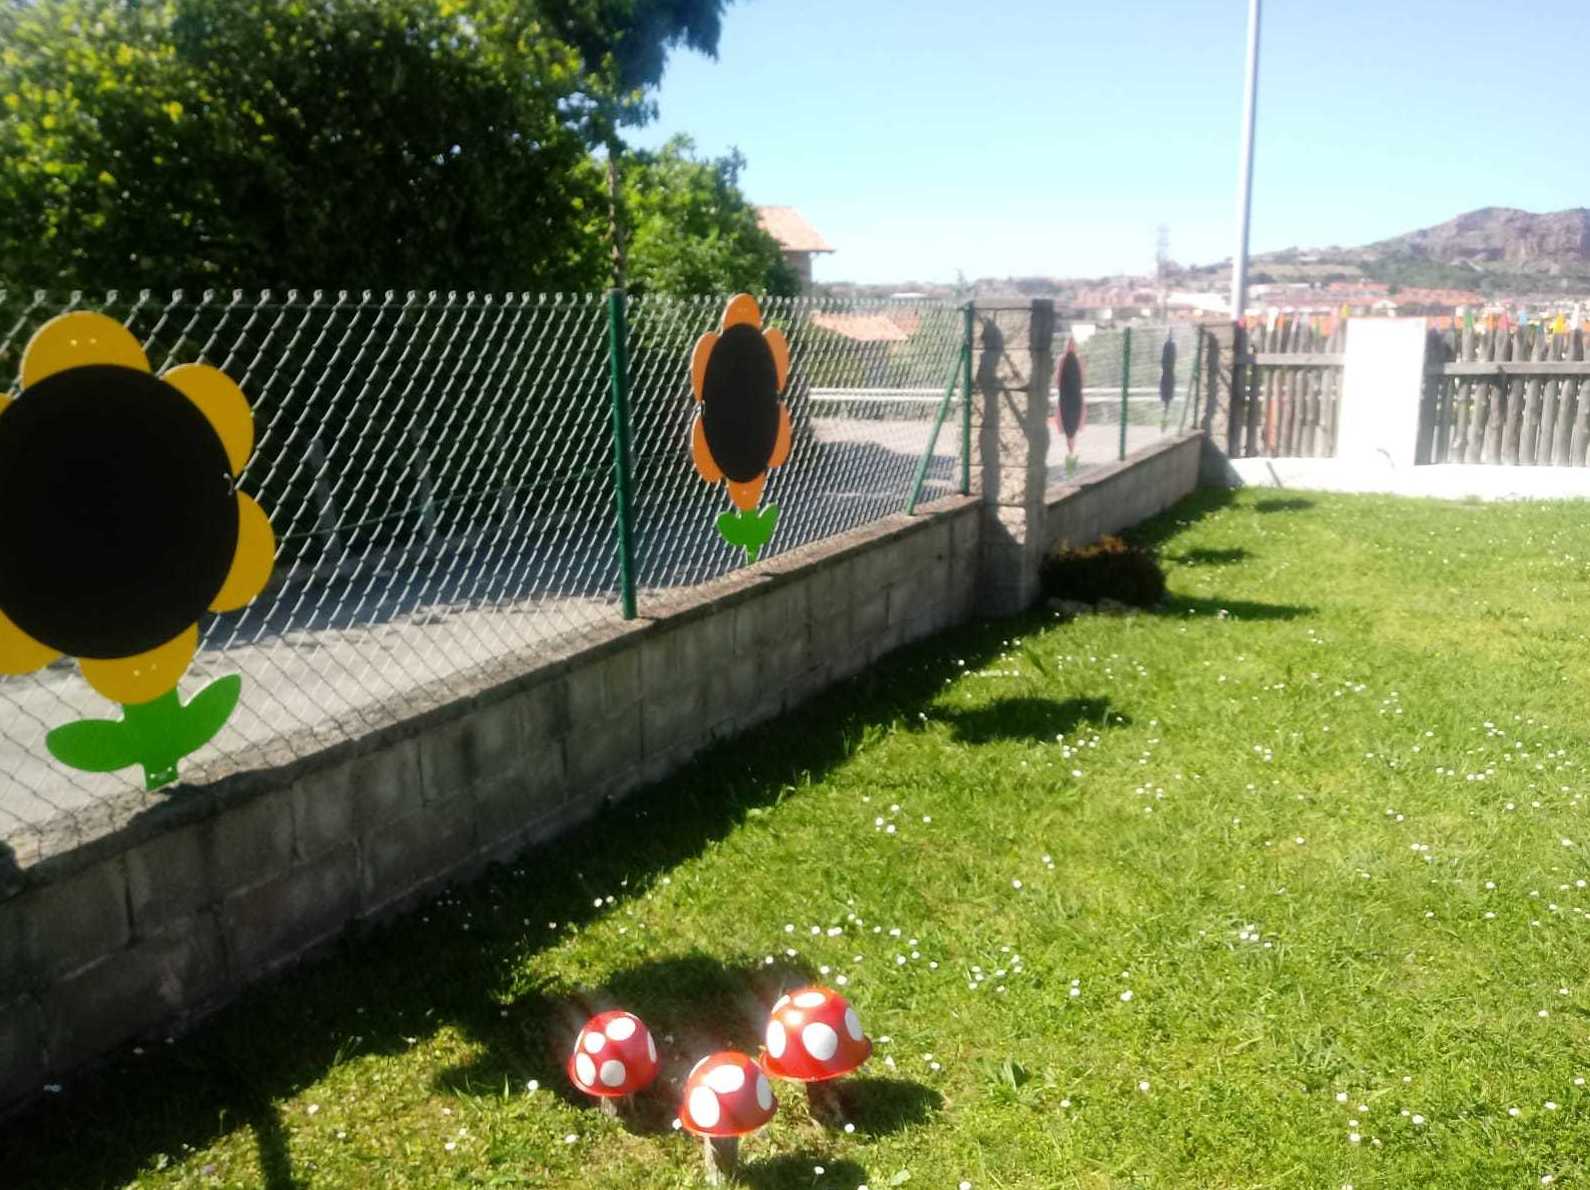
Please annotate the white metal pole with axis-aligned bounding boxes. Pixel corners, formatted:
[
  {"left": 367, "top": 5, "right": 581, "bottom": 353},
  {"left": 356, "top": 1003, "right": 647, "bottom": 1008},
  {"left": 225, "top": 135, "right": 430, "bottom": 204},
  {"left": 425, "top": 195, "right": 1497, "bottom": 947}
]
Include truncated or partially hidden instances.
[{"left": 1229, "top": 0, "right": 1261, "bottom": 326}]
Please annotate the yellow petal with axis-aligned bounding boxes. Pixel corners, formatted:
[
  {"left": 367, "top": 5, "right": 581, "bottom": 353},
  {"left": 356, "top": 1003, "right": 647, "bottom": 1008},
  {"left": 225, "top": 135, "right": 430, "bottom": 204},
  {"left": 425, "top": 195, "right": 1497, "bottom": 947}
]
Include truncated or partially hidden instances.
[
  {"left": 80, "top": 625, "right": 196, "bottom": 705},
  {"left": 690, "top": 331, "right": 717, "bottom": 402},
  {"left": 0, "top": 607, "right": 61, "bottom": 675},
  {"left": 210, "top": 494, "right": 275, "bottom": 612},
  {"left": 22, "top": 311, "right": 149, "bottom": 389},
  {"left": 763, "top": 326, "right": 790, "bottom": 393},
  {"left": 721, "top": 293, "right": 761, "bottom": 331},
  {"left": 0, "top": 394, "right": 10, "bottom": 416},
  {"left": 162, "top": 363, "right": 254, "bottom": 475}
]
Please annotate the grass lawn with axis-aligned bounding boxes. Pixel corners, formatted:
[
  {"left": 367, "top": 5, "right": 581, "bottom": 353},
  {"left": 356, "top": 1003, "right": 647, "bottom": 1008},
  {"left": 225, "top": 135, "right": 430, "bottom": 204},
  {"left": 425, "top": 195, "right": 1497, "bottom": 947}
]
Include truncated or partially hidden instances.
[{"left": 9, "top": 487, "right": 1590, "bottom": 1188}]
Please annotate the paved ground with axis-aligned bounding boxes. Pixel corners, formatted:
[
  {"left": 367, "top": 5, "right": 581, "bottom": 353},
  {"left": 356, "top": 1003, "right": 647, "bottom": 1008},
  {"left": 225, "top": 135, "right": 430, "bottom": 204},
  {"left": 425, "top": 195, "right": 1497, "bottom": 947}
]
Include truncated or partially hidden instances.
[{"left": 1227, "top": 456, "right": 1590, "bottom": 501}]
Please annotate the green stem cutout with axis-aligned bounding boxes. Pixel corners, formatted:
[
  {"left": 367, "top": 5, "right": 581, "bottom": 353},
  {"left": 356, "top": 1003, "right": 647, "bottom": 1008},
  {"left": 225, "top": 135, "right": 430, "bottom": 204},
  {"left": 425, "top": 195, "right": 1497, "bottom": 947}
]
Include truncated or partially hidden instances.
[
  {"left": 715, "top": 504, "right": 780, "bottom": 564},
  {"left": 45, "top": 675, "right": 242, "bottom": 791}
]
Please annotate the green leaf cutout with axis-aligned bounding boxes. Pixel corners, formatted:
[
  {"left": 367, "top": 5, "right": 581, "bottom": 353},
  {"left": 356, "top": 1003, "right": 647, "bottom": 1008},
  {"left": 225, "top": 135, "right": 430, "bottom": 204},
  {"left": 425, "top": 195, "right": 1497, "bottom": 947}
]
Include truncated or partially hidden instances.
[
  {"left": 46, "top": 675, "right": 243, "bottom": 792},
  {"left": 715, "top": 504, "right": 780, "bottom": 564},
  {"left": 171, "top": 674, "right": 242, "bottom": 756},
  {"left": 46, "top": 718, "right": 141, "bottom": 773}
]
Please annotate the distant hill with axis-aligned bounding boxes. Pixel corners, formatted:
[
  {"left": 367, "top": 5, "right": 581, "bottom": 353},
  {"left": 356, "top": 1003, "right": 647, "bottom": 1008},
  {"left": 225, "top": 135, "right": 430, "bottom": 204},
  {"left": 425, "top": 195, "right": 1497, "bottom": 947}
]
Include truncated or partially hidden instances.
[
  {"left": 822, "top": 208, "right": 1590, "bottom": 301},
  {"left": 1369, "top": 207, "right": 1590, "bottom": 271},
  {"left": 1226, "top": 207, "right": 1590, "bottom": 295}
]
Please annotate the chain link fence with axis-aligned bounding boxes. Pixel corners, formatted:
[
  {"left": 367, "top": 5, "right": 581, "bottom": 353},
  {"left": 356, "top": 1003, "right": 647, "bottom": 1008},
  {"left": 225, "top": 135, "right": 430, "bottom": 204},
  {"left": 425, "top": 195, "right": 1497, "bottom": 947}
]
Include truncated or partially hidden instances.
[{"left": 0, "top": 289, "right": 969, "bottom": 860}]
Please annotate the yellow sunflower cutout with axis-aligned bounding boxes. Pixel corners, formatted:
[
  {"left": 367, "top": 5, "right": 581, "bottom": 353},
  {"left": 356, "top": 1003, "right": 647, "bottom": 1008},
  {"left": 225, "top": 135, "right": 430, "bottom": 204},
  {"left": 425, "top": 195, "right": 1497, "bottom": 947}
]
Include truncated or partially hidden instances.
[
  {"left": 0, "top": 311, "right": 276, "bottom": 789},
  {"left": 688, "top": 294, "right": 793, "bottom": 562}
]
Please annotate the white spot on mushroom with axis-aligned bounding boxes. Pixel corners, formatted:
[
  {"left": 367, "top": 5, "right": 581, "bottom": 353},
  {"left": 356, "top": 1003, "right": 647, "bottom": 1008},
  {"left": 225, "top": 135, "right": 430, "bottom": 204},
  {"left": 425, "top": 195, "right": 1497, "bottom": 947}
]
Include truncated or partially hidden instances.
[
  {"left": 707, "top": 1063, "right": 746, "bottom": 1094},
  {"left": 583, "top": 1032, "right": 607, "bottom": 1055},
  {"left": 803, "top": 1022, "right": 840, "bottom": 1062},
  {"left": 767, "top": 1020, "right": 787, "bottom": 1059},
  {"left": 605, "top": 1015, "right": 637, "bottom": 1041},
  {"left": 844, "top": 1007, "right": 863, "bottom": 1042},
  {"left": 772, "top": 995, "right": 792, "bottom": 1013},
  {"left": 599, "top": 1059, "right": 627, "bottom": 1088},
  {"left": 688, "top": 1086, "right": 721, "bottom": 1130},
  {"left": 574, "top": 1053, "right": 596, "bottom": 1086},
  {"left": 646, "top": 1033, "right": 657, "bottom": 1063},
  {"left": 794, "top": 991, "right": 828, "bottom": 1009},
  {"left": 755, "top": 1073, "right": 773, "bottom": 1111}
]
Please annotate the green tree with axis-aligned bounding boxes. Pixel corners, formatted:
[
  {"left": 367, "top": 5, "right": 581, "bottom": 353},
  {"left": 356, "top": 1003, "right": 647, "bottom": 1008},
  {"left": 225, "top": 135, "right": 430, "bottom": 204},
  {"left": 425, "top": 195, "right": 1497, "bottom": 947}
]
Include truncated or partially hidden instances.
[
  {"left": 621, "top": 136, "right": 797, "bottom": 296},
  {"left": 514, "top": 0, "right": 731, "bottom": 283},
  {"left": 0, "top": 0, "right": 604, "bottom": 291}
]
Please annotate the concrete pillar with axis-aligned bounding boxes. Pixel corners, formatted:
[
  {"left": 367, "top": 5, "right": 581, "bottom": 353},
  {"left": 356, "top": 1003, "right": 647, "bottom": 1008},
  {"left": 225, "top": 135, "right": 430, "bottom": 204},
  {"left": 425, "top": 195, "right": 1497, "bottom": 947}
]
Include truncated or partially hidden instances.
[
  {"left": 1336, "top": 317, "right": 1429, "bottom": 469},
  {"left": 975, "top": 299, "right": 1053, "bottom": 615}
]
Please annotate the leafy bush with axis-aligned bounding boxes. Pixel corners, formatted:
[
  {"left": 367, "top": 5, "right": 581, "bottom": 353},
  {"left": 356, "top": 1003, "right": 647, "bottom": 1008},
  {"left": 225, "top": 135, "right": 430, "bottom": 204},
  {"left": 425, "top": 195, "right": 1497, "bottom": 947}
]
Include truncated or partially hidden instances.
[{"left": 1040, "top": 535, "right": 1166, "bottom": 608}]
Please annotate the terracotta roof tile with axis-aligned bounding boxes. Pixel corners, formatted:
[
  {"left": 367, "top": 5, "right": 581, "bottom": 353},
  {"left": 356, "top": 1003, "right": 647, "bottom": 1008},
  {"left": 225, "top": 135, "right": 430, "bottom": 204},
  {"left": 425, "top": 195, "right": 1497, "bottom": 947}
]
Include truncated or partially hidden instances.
[
  {"left": 810, "top": 312, "right": 911, "bottom": 342},
  {"left": 756, "top": 206, "right": 834, "bottom": 253}
]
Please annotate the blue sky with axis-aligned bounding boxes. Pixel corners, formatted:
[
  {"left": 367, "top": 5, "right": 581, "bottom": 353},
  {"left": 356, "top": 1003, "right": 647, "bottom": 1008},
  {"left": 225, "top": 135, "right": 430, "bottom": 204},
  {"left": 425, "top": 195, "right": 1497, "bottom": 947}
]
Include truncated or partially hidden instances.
[{"left": 632, "top": 0, "right": 1590, "bottom": 285}]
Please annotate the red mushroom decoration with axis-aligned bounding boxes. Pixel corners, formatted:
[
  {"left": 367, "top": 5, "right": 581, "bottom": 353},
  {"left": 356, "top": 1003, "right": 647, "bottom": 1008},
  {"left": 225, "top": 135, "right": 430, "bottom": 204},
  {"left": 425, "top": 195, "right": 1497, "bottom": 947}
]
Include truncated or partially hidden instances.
[
  {"left": 678, "top": 1050, "right": 777, "bottom": 1184},
  {"left": 567, "top": 1010, "right": 659, "bottom": 1118},
  {"left": 762, "top": 986, "right": 872, "bottom": 1121}
]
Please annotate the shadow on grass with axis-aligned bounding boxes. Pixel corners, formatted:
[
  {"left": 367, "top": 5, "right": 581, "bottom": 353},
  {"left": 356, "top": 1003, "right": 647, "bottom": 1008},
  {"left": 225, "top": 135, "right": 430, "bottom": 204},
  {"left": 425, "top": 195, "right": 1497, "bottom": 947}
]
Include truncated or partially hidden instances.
[
  {"left": 0, "top": 614, "right": 1025, "bottom": 1190},
  {"left": 1161, "top": 594, "right": 1313, "bottom": 622},
  {"left": 740, "top": 1152, "right": 870, "bottom": 1189},
  {"left": 833, "top": 1077, "right": 943, "bottom": 1137},
  {"left": 1168, "top": 546, "right": 1252, "bottom": 566},
  {"left": 928, "top": 696, "right": 1130, "bottom": 744},
  {"left": 1252, "top": 496, "right": 1315, "bottom": 513}
]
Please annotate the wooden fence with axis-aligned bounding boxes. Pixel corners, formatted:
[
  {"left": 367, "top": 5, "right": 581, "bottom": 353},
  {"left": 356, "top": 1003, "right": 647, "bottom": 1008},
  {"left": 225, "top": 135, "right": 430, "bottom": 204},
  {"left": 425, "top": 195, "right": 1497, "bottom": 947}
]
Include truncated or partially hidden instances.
[
  {"left": 1203, "top": 320, "right": 1346, "bottom": 459},
  {"left": 1423, "top": 324, "right": 1590, "bottom": 466}
]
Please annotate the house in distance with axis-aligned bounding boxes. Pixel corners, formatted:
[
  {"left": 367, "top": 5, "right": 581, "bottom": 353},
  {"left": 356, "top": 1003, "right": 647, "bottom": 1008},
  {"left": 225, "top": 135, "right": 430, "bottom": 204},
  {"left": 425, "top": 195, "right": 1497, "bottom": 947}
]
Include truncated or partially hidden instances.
[{"left": 756, "top": 206, "right": 833, "bottom": 292}]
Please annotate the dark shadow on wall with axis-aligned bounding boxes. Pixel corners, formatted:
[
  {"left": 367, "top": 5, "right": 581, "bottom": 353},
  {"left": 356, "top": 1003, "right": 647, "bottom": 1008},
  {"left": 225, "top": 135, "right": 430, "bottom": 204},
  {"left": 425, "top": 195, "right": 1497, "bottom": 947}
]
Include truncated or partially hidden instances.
[
  {"left": 0, "top": 611, "right": 1012, "bottom": 1190},
  {"left": 0, "top": 841, "right": 20, "bottom": 900}
]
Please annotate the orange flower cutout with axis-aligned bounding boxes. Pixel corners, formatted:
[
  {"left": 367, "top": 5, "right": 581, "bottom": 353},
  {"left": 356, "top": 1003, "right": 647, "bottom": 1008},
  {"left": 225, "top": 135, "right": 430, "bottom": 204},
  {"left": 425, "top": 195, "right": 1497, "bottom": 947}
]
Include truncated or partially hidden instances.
[{"left": 689, "top": 294, "right": 793, "bottom": 511}]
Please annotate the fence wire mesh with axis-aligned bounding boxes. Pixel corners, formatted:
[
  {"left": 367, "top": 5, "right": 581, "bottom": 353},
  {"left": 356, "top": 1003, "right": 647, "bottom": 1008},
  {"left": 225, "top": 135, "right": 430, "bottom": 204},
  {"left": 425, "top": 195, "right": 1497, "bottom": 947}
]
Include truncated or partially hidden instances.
[{"left": 0, "top": 289, "right": 966, "bottom": 860}]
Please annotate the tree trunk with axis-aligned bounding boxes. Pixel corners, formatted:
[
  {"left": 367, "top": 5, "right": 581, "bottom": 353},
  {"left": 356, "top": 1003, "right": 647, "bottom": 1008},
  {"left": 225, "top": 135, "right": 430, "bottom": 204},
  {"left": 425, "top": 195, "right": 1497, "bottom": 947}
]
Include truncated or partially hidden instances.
[{"left": 605, "top": 134, "right": 626, "bottom": 289}]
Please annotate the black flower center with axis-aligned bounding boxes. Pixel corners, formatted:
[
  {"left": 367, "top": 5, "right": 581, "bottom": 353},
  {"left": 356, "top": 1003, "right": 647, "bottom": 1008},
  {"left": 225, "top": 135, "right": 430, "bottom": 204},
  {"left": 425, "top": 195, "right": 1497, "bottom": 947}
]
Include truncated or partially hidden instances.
[
  {"left": 1057, "top": 352, "right": 1085, "bottom": 437},
  {"left": 0, "top": 364, "right": 238, "bottom": 660},
  {"left": 701, "top": 323, "right": 780, "bottom": 485}
]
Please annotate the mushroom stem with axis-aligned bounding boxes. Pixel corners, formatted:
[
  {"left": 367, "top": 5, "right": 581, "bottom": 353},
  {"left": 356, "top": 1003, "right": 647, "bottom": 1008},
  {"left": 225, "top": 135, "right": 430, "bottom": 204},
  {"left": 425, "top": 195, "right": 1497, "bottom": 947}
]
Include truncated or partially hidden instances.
[
  {"left": 702, "top": 1135, "right": 739, "bottom": 1184},
  {"left": 806, "top": 1079, "right": 843, "bottom": 1124},
  {"left": 599, "top": 1095, "right": 624, "bottom": 1120}
]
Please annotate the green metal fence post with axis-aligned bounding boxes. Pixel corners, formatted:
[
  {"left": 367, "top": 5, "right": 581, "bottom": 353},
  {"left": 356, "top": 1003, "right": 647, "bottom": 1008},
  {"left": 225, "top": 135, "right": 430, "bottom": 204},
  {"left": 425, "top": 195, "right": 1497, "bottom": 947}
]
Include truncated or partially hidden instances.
[
  {"left": 907, "top": 346, "right": 966, "bottom": 515},
  {"left": 960, "top": 302, "right": 974, "bottom": 495},
  {"left": 605, "top": 288, "right": 638, "bottom": 620},
  {"left": 1118, "top": 326, "right": 1132, "bottom": 461}
]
